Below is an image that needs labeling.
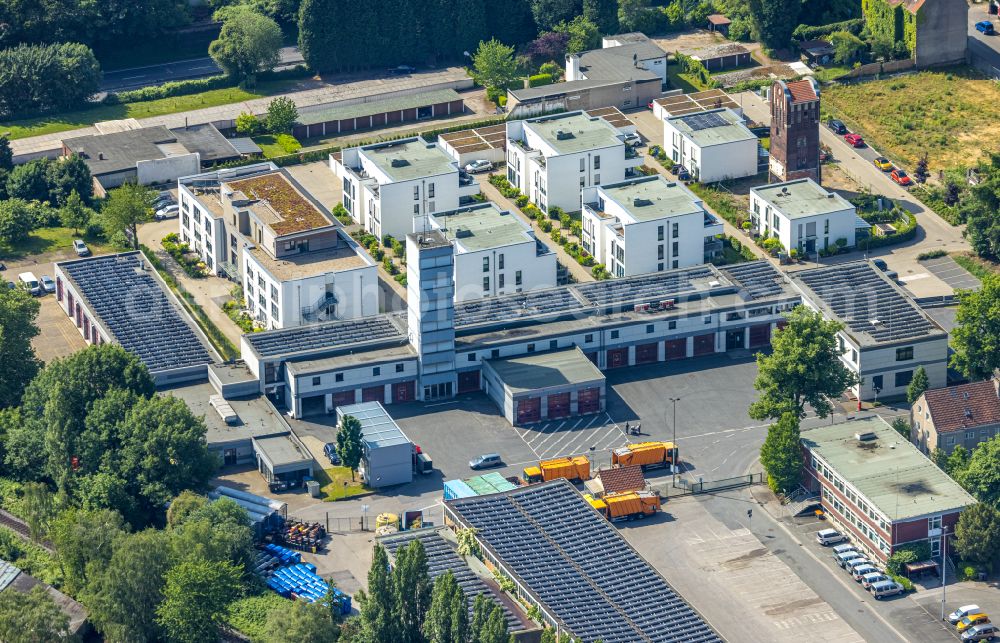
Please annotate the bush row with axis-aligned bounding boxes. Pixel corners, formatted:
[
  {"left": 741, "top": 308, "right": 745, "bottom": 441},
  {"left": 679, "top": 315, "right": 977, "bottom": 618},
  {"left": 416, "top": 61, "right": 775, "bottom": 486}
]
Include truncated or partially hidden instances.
[
  {"left": 864, "top": 210, "right": 917, "bottom": 249},
  {"left": 103, "top": 65, "right": 312, "bottom": 106},
  {"left": 792, "top": 19, "right": 865, "bottom": 42}
]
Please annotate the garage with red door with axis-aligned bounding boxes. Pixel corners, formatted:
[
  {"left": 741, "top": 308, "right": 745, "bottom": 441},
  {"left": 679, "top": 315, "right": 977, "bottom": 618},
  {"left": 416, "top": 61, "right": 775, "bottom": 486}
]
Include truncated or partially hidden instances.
[
  {"left": 665, "top": 338, "right": 687, "bottom": 360},
  {"left": 392, "top": 381, "right": 415, "bottom": 403},
  {"left": 635, "top": 342, "right": 658, "bottom": 364},
  {"left": 332, "top": 390, "right": 356, "bottom": 409},
  {"left": 749, "top": 323, "right": 771, "bottom": 349},
  {"left": 693, "top": 333, "right": 716, "bottom": 356},
  {"left": 457, "top": 370, "right": 480, "bottom": 393},
  {"left": 607, "top": 347, "right": 629, "bottom": 368},
  {"left": 482, "top": 347, "right": 606, "bottom": 426},
  {"left": 361, "top": 386, "right": 384, "bottom": 403}
]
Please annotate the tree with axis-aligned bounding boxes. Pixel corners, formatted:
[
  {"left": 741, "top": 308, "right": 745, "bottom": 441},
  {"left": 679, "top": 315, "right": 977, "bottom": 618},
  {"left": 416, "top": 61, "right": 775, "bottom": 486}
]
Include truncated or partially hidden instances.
[
  {"left": 478, "top": 604, "right": 506, "bottom": 643},
  {"left": 424, "top": 570, "right": 466, "bottom": 643},
  {"left": 759, "top": 411, "right": 802, "bottom": 494},
  {"left": 951, "top": 274, "right": 1000, "bottom": 380},
  {"left": 914, "top": 155, "right": 930, "bottom": 184},
  {"left": 266, "top": 96, "right": 298, "bottom": 134},
  {"left": 6, "top": 159, "right": 51, "bottom": 203},
  {"left": 583, "top": 0, "right": 618, "bottom": 34},
  {"left": 829, "top": 30, "right": 864, "bottom": 65},
  {"left": 556, "top": 16, "right": 600, "bottom": 54},
  {"left": 532, "top": 0, "right": 581, "bottom": 31},
  {"left": 471, "top": 38, "right": 518, "bottom": 94},
  {"left": 168, "top": 497, "right": 254, "bottom": 574},
  {"left": 0, "top": 43, "right": 101, "bottom": 119},
  {"left": 0, "top": 134, "right": 12, "bottom": 171},
  {"left": 359, "top": 545, "right": 400, "bottom": 643},
  {"left": 209, "top": 8, "right": 282, "bottom": 87},
  {"left": 60, "top": 190, "right": 91, "bottom": 234},
  {"left": 470, "top": 594, "right": 492, "bottom": 643},
  {"left": 525, "top": 31, "right": 570, "bottom": 66},
  {"left": 930, "top": 447, "right": 949, "bottom": 471},
  {"left": 21, "top": 482, "right": 55, "bottom": 542},
  {"left": 337, "top": 415, "right": 364, "bottom": 481},
  {"left": 46, "top": 154, "right": 93, "bottom": 205},
  {"left": 156, "top": 558, "right": 242, "bottom": 643},
  {"left": 954, "top": 503, "right": 1000, "bottom": 572},
  {"left": 49, "top": 507, "right": 125, "bottom": 595},
  {"left": 957, "top": 436, "right": 1000, "bottom": 505},
  {"left": 262, "top": 600, "right": 339, "bottom": 642},
  {"left": 747, "top": 0, "right": 799, "bottom": 50},
  {"left": 0, "top": 198, "right": 36, "bottom": 245},
  {"left": 906, "top": 366, "right": 929, "bottom": 404},
  {"left": 947, "top": 445, "right": 970, "bottom": 479},
  {"left": 101, "top": 182, "right": 154, "bottom": 250},
  {"left": 0, "top": 585, "right": 71, "bottom": 643},
  {"left": 235, "top": 112, "right": 263, "bottom": 135},
  {"left": 890, "top": 416, "right": 911, "bottom": 440},
  {"left": 0, "top": 285, "right": 41, "bottom": 408},
  {"left": 393, "top": 539, "right": 432, "bottom": 643},
  {"left": 749, "top": 306, "right": 858, "bottom": 420},
  {"left": 618, "top": 0, "right": 656, "bottom": 33}
]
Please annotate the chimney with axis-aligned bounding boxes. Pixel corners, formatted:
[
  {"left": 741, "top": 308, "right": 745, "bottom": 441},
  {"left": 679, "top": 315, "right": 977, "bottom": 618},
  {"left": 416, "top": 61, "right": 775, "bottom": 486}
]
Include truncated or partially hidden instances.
[{"left": 98, "top": 152, "right": 104, "bottom": 160}]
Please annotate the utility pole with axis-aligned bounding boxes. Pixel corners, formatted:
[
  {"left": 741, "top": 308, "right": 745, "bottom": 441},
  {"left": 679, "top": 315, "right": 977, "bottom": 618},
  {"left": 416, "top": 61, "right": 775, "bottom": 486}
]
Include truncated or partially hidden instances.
[
  {"left": 670, "top": 397, "right": 681, "bottom": 485},
  {"left": 940, "top": 524, "right": 948, "bottom": 621}
]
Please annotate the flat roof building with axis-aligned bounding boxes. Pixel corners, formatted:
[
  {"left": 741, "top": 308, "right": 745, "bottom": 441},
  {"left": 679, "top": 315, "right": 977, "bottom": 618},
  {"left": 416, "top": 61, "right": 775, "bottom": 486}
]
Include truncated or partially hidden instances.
[
  {"left": 663, "top": 107, "right": 760, "bottom": 183},
  {"left": 292, "top": 88, "right": 465, "bottom": 140},
  {"left": 252, "top": 432, "right": 314, "bottom": 489},
  {"left": 581, "top": 175, "right": 723, "bottom": 277},
  {"left": 679, "top": 42, "right": 752, "bottom": 71},
  {"left": 651, "top": 88, "right": 742, "bottom": 120},
  {"left": 802, "top": 416, "right": 977, "bottom": 562},
  {"left": 336, "top": 402, "right": 414, "bottom": 488},
  {"left": 750, "top": 178, "right": 861, "bottom": 257}
]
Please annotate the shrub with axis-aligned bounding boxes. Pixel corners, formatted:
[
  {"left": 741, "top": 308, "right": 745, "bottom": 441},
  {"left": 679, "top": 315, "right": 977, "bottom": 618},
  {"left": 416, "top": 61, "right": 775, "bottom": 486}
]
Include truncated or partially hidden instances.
[
  {"left": 548, "top": 205, "right": 565, "bottom": 221},
  {"left": 570, "top": 221, "right": 581, "bottom": 238},
  {"left": 592, "top": 263, "right": 610, "bottom": 279},
  {"left": 551, "top": 228, "right": 562, "bottom": 243},
  {"left": 539, "top": 220, "right": 552, "bottom": 233},
  {"left": 275, "top": 134, "right": 301, "bottom": 154},
  {"left": 890, "top": 574, "right": 915, "bottom": 592},
  {"left": 918, "top": 249, "right": 947, "bottom": 260},
  {"left": 538, "top": 61, "right": 561, "bottom": 78},
  {"left": 331, "top": 203, "right": 352, "bottom": 225},
  {"left": 580, "top": 255, "right": 595, "bottom": 267},
  {"left": 528, "top": 73, "right": 553, "bottom": 88},
  {"left": 559, "top": 213, "right": 571, "bottom": 229},
  {"left": 515, "top": 195, "right": 529, "bottom": 208}
]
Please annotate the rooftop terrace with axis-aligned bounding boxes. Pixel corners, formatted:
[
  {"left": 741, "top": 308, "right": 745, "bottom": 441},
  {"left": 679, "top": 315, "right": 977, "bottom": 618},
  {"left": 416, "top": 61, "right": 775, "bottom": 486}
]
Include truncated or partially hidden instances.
[{"left": 228, "top": 171, "right": 333, "bottom": 236}]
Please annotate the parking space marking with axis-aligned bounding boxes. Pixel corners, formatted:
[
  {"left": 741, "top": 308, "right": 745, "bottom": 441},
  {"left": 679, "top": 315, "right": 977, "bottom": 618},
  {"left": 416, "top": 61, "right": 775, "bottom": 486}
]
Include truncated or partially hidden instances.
[{"left": 511, "top": 412, "right": 629, "bottom": 460}]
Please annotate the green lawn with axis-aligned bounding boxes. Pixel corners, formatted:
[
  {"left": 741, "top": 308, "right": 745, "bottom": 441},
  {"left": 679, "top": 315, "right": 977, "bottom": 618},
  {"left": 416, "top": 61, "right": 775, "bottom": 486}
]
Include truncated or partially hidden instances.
[
  {"left": 252, "top": 134, "right": 302, "bottom": 158},
  {"left": 316, "top": 467, "right": 371, "bottom": 501},
  {"left": 0, "top": 78, "right": 304, "bottom": 141},
  {"left": 951, "top": 253, "right": 997, "bottom": 280},
  {"left": 666, "top": 65, "right": 708, "bottom": 93},
  {"left": 0, "top": 227, "right": 112, "bottom": 261},
  {"left": 813, "top": 65, "right": 852, "bottom": 83}
]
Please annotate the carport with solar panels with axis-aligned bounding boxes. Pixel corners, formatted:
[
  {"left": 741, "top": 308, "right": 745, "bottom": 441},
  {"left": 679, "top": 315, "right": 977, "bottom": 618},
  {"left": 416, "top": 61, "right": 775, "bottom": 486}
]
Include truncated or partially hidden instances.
[{"left": 445, "top": 480, "right": 722, "bottom": 643}]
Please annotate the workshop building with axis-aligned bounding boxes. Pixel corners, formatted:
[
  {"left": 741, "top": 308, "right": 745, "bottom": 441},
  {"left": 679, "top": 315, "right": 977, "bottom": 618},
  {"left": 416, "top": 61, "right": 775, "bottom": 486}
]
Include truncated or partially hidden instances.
[{"left": 337, "top": 401, "right": 414, "bottom": 488}]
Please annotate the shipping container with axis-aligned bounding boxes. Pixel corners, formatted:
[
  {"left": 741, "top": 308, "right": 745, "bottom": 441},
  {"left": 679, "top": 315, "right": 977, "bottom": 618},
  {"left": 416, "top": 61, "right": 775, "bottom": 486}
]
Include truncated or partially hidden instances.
[
  {"left": 443, "top": 479, "right": 477, "bottom": 500},
  {"left": 611, "top": 442, "right": 679, "bottom": 470}
]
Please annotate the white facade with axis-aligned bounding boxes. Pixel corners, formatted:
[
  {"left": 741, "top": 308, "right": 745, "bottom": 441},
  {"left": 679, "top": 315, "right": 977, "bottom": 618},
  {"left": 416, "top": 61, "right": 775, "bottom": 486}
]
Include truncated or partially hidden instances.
[
  {"left": 331, "top": 136, "right": 474, "bottom": 241},
  {"left": 750, "top": 179, "right": 858, "bottom": 255},
  {"left": 580, "top": 176, "right": 723, "bottom": 277},
  {"left": 427, "top": 202, "right": 556, "bottom": 302},
  {"left": 506, "top": 111, "right": 640, "bottom": 213},
  {"left": 563, "top": 34, "right": 668, "bottom": 85},
  {"left": 662, "top": 108, "right": 758, "bottom": 183}
]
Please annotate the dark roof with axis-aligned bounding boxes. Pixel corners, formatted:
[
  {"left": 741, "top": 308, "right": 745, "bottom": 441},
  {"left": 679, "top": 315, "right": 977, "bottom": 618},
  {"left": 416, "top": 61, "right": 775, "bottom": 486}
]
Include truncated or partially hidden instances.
[
  {"left": 170, "top": 123, "right": 241, "bottom": 163},
  {"left": 597, "top": 465, "right": 645, "bottom": 493},
  {"left": 245, "top": 314, "right": 405, "bottom": 358},
  {"left": 575, "top": 266, "right": 715, "bottom": 307},
  {"left": 574, "top": 42, "right": 665, "bottom": 81},
  {"left": 446, "top": 480, "right": 721, "bottom": 643},
  {"left": 380, "top": 529, "right": 525, "bottom": 631},
  {"left": 1, "top": 559, "right": 88, "bottom": 634},
  {"left": 924, "top": 380, "right": 1000, "bottom": 434},
  {"left": 229, "top": 137, "right": 264, "bottom": 155},
  {"left": 57, "top": 252, "right": 212, "bottom": 374},
  {"left": 297, "top": 89, "right": 462, "bottom": 126},
  {"left": 720, "top": 261, "right": 786, "bottom": 300},
  {"left": 510, "top": 77, "right": 658, "bottom": 102},
  {"left": 799, "top": 39, "right": 835, "bottom": 55}
]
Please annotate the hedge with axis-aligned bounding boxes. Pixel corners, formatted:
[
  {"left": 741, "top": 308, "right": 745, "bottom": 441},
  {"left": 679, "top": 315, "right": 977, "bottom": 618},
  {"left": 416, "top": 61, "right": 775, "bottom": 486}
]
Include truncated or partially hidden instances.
[
  {"left": 103, "top": 65, "right": 312, "bottom": 106},
  {"left": 864, "top": 211, "right": 917, "bottom": 249},
  {"left": 528, "top": 73, "right": 554, "bottom": 88},
  {"left": 792, "top": 19, "right": 865, "bottom": 41}
]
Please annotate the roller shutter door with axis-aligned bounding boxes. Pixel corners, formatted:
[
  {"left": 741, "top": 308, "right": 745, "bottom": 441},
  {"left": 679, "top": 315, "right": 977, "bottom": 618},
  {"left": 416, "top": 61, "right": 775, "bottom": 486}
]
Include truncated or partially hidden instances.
[
  {"left": 332, "top": 390, "right": 356, "bottom": 408},
  {"left": 300, "top": 395, "right": 326, "bottom": 416},
  {"left": 516, "top": 397, "right": 541, "bottom": 424},
  {"left": 635, "top": 342, "right": 658, "bottom": 364},
  {"left": 607, "top": 348, "right": 629, "bottom": 369},
  {"left": 547, "top": 393, "right": 571, "bottom": 419},
  {"left": 362, "top": 386, "right": 383, "bottom": 403},
  {"left": 393, "top": 381, "right": 415, "bottom": 403},
  {"left": 693, "top": 333, "right": 716, "bottom": 356},
  {"left": 458, "top": 371, "right": 480, "bottom": 393},
  {"left": 749, "top": 324, "right": 771, "bottom": 349},
  {"left": 665, "top": 339, "right": 687, "bottom": 360},
  {"left": 578, "top": 387, "right": 601, "bottom": 414}
]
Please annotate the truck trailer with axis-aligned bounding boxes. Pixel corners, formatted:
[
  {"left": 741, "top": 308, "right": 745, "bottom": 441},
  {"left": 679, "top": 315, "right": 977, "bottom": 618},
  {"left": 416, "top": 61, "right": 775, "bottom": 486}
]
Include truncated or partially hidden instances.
[
  {"left": 611, "top": 442, "right": 678, "bottom": 470},
  {"left": 585, "top": 491, "right": 661, "bottom": 521},
  {"left": 523, "top": 456, "right": 591, "bottom": 483}
]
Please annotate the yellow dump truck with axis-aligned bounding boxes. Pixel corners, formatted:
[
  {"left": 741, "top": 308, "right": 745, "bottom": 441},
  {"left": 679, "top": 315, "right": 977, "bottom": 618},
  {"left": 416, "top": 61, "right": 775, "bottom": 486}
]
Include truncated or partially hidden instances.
[
  {"left": 523, "top": 456, "right": 591, "bottom": 483},
  {"left": 585, "top": 491, "right": 661, "bottom": 521},
  {"left": 610, "top": 441, "right": 678, "bottom": 470}
]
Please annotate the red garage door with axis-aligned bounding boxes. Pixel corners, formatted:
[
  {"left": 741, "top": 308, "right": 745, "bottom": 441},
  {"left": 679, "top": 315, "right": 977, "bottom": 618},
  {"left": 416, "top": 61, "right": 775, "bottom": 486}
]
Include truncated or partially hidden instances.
[
  {"left": 607, "top": 348, "right": 629, "bottom": 369},
  {"left": 516, "top": 397, "right": 541, "bottom": 424},
  {"left": 361, "top": 386, "right": 383, "bottom": 403},
  {"left": 635, "top": 342, "right": 658, "bottom": 364},
  {"left": 665, "top": 338, "right": 687, "bottom": 360},
  {"left": 749, "top": 324, "right": 771, "bottom": 349},
  {"left": 457, "top": 370, "right": 480, "bottom": 393},
  {"left": 693, "top": 333, "right": 716, "bottom": 356},
  {"left": 578, "top": 387, "right": 601, "bottom": 414},
  {"left": 547, "top": 392, "right": 570, "bottom": 419},
  {"left": 332, "top": 390, "right": 356, "bottom": 408},
  {"left": 393, "top": 381, "right": 415, "bottom": 403}
]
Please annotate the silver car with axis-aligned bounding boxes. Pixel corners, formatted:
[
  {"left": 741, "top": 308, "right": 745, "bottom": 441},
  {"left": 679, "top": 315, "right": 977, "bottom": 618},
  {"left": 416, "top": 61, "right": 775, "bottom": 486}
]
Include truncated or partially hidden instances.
[{"left": 465, "top": 160, "right": 492, "bottom": 174}]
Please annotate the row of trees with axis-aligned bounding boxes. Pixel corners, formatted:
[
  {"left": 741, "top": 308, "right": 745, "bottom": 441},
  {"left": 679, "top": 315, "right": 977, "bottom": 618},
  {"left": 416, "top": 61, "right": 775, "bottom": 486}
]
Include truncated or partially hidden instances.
[{"left": 0, "top": 42, "right": 102, "bottom": 119}]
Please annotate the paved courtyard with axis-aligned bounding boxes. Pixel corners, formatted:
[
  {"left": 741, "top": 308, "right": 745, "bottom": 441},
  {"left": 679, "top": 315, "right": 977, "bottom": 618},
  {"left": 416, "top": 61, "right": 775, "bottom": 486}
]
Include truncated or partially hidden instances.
[
  {"left": 514, "top": 412, "right": 629, "bottom": 463},
  {"left": 920, "top": 256, "right": 981, "bottom": 293}
]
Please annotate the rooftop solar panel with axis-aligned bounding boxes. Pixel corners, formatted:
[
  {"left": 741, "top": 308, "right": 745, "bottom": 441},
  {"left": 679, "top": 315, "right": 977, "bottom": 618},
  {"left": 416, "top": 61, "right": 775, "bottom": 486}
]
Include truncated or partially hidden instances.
[
  {"left": 246, "top": 315, "right": 403, "bottom": 357},
  {"left": 575, "top": 266, "right": 715, "bottom": 308},
  {"left": 681, "top": 111, "right": 730, "bottom": 131},
  {"left": 447, "top": 481, "right": 721, "bottom": 643},
  {"left": 720, "top": 261, "right": 786, "bottom": 300},
  {"left": 454, "top": 287, "right": 584, "bottom": 328},
  {"left": 59, "top": 253, "right": 212, "bottom": 374}
]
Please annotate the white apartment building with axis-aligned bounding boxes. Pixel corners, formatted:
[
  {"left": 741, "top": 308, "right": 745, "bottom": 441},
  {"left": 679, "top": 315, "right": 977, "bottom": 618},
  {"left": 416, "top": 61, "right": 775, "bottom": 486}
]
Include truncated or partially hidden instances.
[
  {"left": 506, "top": 111, "right": 642, "bottom": 213},
  {"left": 427, "top": 202, "right": 557, "bottom": 302},
  {"left": 581, "top": 175, "right": 723, "bottom": 277},
  {"left": 331, "top": 136, "right": 477, "bottom": 241},
  {"left": 749, "top": 179, "right": 858, "bottom": 255},
  {"left": 178, "top": 164, "right": 377, "bottom": 329},
  {"left": 662, "top": 108, "right": 759, "bottom": 183}
]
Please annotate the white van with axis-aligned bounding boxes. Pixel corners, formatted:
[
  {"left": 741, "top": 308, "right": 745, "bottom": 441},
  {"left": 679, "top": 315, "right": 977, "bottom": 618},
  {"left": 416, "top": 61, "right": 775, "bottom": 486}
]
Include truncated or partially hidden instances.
[
  {"left": 816, "top": 529, "right": 845, "bottom": 546},
  {"left": 18, "top": 272, "right": 40, "bottom": 296},
  {"left": 832, "top": 543, "right": 856, "bottom": 555},
  {"left": 835, "top": 550, "right": 862, "bottom": 568}
]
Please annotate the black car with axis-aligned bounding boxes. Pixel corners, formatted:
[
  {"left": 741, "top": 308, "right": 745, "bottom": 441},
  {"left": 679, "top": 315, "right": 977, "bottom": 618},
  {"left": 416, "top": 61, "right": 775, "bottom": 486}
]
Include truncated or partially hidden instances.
[
  {"left": 323, "top": 443, "right": 341, "bottom": 465},
  {"left": 871, "top": 258, "right": 888, "bottom": 271},
  {"left": 388, "top": 65, "right": 416, "bottom": 75},
  {"left": 827, "top": 119, "right": 848, "bottom": 135}
]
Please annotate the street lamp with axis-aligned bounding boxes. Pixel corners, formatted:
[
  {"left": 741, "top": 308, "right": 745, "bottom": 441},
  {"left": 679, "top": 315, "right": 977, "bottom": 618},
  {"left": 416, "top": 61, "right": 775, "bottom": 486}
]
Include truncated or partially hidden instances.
[
  {"left": 669, "top": 397, "right": 681, "bottom": 485},
  {"left": 940, "top": 524, "right": 949, "bottom": 621}
]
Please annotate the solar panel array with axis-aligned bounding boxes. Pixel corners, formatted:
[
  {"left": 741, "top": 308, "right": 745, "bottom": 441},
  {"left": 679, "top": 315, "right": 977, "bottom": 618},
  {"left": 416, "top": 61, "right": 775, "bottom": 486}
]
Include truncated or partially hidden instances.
[
  {"left": 454, "top": 287, "right": 582, "bottom": 327},
  {"left": 721, "top": 261, "right": 786, "bottom": 300},
  {"left": 380, "top": 530, "right": 520, "bottom": 631},
  {"left": 61, "top": 253, "right": 211, "bottom": 373},
  {"left": 795, "top": 263, "right": 936, "bottom": 343},
  {"left": 575, "top": 267, "right": 715, "bottom": 308},
  {"left": 448, "top": 481, "right": 721, "bottom": 643},
  {"left": 680, "top": 111, "right": 730, "bottom": 132},
  {"left": 246, "top": 315, "right": 402, "bottom": 357}
]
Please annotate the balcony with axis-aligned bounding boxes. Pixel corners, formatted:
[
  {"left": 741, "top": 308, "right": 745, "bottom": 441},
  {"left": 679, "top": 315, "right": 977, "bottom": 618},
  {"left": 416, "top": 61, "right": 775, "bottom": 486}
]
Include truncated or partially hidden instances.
[
  {"left": 703, "top": 212, "right": 724, "bottom": 238},
  {"left": 624, "top": 147, "right": 644, "bottom": 169}
]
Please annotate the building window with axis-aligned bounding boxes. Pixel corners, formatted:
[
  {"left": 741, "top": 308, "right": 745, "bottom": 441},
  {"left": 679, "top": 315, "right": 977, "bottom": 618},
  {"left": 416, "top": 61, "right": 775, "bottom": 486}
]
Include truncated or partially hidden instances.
[
  {"left": 895, "top": 370, "right": 913, "bottom": 387},
  {"left": 579, "top": 177, "right": 585, "bottom": 188},
  {"left": 872, "top": 374, "right": 883, "bottom": 391},
  {"left": 498, "top": 254, "right": 504, "bottom": 269},
  {"left": 658, "top": 225, "right": 664, "bottom": 241},
  {"left": 271, "top": 303, "right": 279, "bottom": 320},
  {"left": 312, "top": 376, "right": 321, "bottom": 386},
  {"left": 396, "top": 363, "right": 405, "bottom": 372},
  {"left": 896, "top": 347, "right": 913, "bottom": 361},
  {"left": 413, "top": 186, "right": 420, "bottom": 200},
  {"left": 499, "top": 274, "right": 505, "bottom": 288},
  {"left": 668, "top": 321, "right": 676, "bottom": 330},
  {"left": 672, "top": 241, "right": 679, "bottom": 256},
  {"left": 658, "top": 263, "right": 664, "bottom": 271},
  {"left": 491, "top": 349, "right": 500, "bottom": 358},
  {"left": 580, "top": 158, "right": 585, "bottom": 172},
  {"left": 335, "top": 373, "right": 344, "bottom": 382},
  {"left": 672, "top": 222, "right": 679, "bottom": 238},
  {"left": 483, "top": 257, "right": 489, "bottom": 272},
  {"left": 646, "top": 324, "right": 654, "bottom": 334},
  {"left": 373, "top": 367, "right": 381, "bottom": 376},
  {"left": 549, "top": 340, "right": 557, "bottom": 349},
  {"left": 658, "top": 245, "right": 664, "bottom": 260},
  {"left": 851, "top": 349, "right": 858, "bottom": 363},
  {"left": 467, "top": 353, "right": 476, "bottom": 362},
  {"left": 610, "top": 330, "right": 620, "bottom": 339},
  {"left": 947, "top": 436, "right": 955, "bottom": 445},
  {"left": 271, "top": 285, "right": 278, "bottom": 300},
  {"left": 594, "top": 173, "right": 600, "bottom": 185},
  {"left": 929, "top": 515, "right": 942, "bottom": 531},
  {"left": 594, "top": 155, "right": 601, "bottom": 170},
  {"left": 672, "top": 260, "right": 678, "bottom": 269},
  {"left": 483, "top": 277, "right": 489, "bottom": 291},
  {"left": 413, "top": 204, "right": 420, "bottom": 214},
  {"left": 585, "top": 334, "right": 594, "bottom": 343},
  {"left": 704, "top": 315, "right": 712, "bottom": 324},
  {"left": 515, "top": 271, "right": 522, "bottom": 286},
  {"left": 824, "top": 219, "right": 830, "bottom": 234},
  {"left": 967, "top": 430, "right": 976, "bottom": 440},
  {"left": 527, "top": 343, "right": 535, "bottom": 352},
  {"left": 428, "top": 183, "right": 435, "bottom": 198}
]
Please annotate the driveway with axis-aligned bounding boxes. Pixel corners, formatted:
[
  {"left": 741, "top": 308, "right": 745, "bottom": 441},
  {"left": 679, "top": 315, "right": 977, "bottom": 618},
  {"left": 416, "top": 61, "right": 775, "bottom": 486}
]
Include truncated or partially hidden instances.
[{"left": 921, "top": 256, "right": 981, "bottom": 292}]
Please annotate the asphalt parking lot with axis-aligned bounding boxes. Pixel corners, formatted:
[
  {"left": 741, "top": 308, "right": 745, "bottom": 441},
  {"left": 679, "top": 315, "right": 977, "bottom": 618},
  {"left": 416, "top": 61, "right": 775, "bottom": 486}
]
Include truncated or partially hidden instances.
[
  {"left": 920, "top": 256, "right": 981, "bottom": 293},
  {"left": 515, "top": 412, "right": 629, "bottom": 463}
]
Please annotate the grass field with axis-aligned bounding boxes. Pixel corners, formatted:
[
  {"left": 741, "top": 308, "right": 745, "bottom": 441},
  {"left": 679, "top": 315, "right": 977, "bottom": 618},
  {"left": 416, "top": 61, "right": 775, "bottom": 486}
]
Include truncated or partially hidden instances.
[
  {"left": 823, "top": 68, "right": 1000, "bottom": 172},
  {"left": 0, "top": 227, "right": 112, "bottom": 261},
  {"left": 316, "top": 467, "right": 370, "bottom": 501},
  {"left": 0, "top": 78, "right": 304, "bottom": 141}
]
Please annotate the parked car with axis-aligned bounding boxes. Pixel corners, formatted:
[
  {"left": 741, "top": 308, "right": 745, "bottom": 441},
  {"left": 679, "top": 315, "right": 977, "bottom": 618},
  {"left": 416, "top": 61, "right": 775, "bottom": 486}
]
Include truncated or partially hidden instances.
[
  {"left": 871, "top": 580, "right": 905, "bottom": 600},
  {"left": 465, "top": 159, "right": 492, "bottom": 174},
  {"left": 891, "top": 169, "right": 912, "bottom": 186},
  {"left": 323, "top": 443, "right": 341, "bottom": 465},
  {"left": 469, "top": 453, "right": 503, "bottom": 470},
  {"left": 959, "top": 615, "right": 992, "bottom": 634},
  {"left": 873, "top": 156, "right": 893, "bottom": 171},
  {"left": 459, "top": 169, "right": 475, "bottom": 186},
  {"left": 976, "top": 21, "right": 996, "bottom": 35},
  {"left": 155, "top": 204, "right": 180, "bottom": 220},
  {"left": 835, "top": 550, "right": 862, "bottom": 568},
  {"left": 623, "top": 132, "right": 642, "bottom": 146},
  {"left": 832, "top": 543, "right": 856, "bottom": 556},
  {"left": 816, "top": 529, "right": 845, "bottom": 546},
  {"left": 827, "top": 119, "right": 847, "bottom": 134},
  {"left": 73, "top": 239, "right": 90, "bottom": 257},
  {"left": 18, "top": 272, "right": 41, "bottom": 296},
  {"left": 962, "top": 623, "right": 998, "bottom": 641},
  {"left": 844, "top": 133, "right": 865, "bottom": 148},
  {"left": 953, "top": 606, "right": 985, "bottom": 625},
  {"left": 845, "top": 558, "right": 872, "bottom": 574},
  {"left": 871, "top": 258, "right": 888, "bottom": 271},
  {"left": 673, "top": 165, "right": 691, "bottom": 181},
  {"left": 861, "top": 572, "right": 889, "bottom": 589},
  {"left": 388, "top": 65, "right": 416, "bottom": 74},
  {"left": 40, "top": 275, "right": 55, "bottom": 294},
  {"left": 852, "top": 564, "right": 879, "bottom": 581}
]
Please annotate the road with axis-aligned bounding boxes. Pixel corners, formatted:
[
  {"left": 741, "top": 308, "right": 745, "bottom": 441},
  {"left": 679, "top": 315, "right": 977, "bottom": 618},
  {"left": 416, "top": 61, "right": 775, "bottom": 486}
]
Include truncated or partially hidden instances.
[
  {"left": 968, "top": 3, "right": 1000, "bottom": 76},
  {"left": 99, "top": 46, "right": 304, "bottom": 92}
]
